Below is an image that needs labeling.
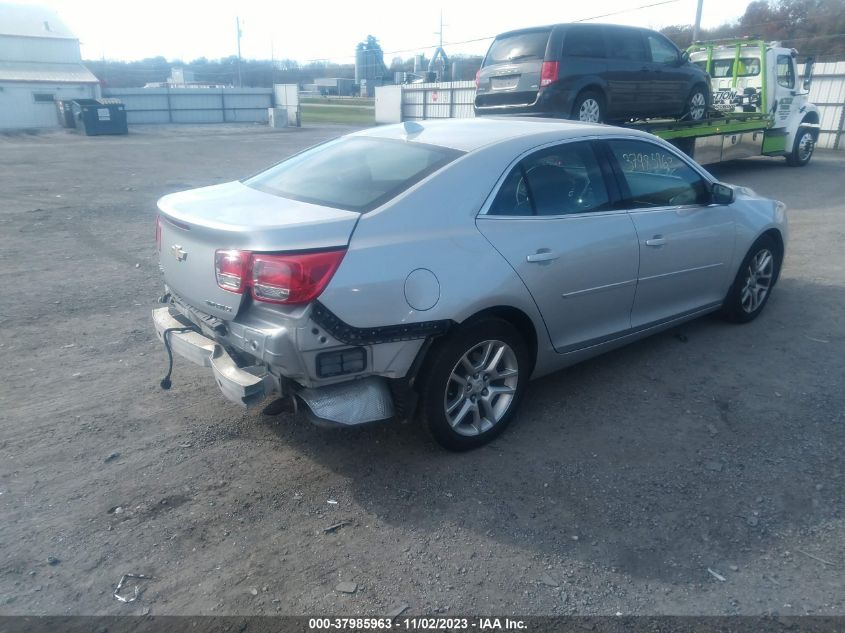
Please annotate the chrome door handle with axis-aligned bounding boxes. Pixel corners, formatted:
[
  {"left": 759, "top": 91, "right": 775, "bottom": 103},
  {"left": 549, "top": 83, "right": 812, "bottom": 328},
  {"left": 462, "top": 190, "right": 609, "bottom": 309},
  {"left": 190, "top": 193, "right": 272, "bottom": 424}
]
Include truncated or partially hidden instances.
[
  {"left": 645, "top": 236, "right": 666, "bottom": 247},
  {"left": 526, "top": 250, "right": 559, "bottom": 263}
]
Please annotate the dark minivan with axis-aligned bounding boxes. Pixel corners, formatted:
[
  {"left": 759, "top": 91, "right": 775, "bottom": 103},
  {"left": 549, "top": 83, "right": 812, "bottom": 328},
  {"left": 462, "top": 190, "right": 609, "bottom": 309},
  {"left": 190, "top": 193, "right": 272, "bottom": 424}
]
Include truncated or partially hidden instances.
[{"left": 475, "top": 23, "right": 710, "bottom": 123}]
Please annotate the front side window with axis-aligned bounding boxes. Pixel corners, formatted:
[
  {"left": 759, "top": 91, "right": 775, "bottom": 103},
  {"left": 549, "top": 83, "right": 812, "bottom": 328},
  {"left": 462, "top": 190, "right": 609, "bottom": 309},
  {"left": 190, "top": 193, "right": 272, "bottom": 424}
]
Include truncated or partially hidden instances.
[
  {"left": 564, "top": 26, "right": 606, "bottom": 58},
  {"left": 484, "top": 30, "right": 551, "bottom": 66},
  {"left": 777, "top": 54, "right": 795, "bottom": 89},
  {"left": 647, "top": 34, "right": 678, "bottom": 64},
  {"left": 488, "top": 142, "right": 611, "bottom": 217},
  {"left": 245, "top": 137, "right": 462, "bottom": 213},
  {"left": 606, "top": 139, "right": 709, "bottom": 208},
  {"left": 608, "top": 28, "right": 648, "bottom": 62}
]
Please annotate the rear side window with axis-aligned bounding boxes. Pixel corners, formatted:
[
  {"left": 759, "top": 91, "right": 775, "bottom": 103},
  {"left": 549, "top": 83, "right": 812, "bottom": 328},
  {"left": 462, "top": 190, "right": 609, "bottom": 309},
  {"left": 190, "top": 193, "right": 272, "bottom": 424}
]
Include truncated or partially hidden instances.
[
  {"left": 245, "top": 137, "right": 463, "bottom": 213},
  {"left": 488, "top": 142, "right": 611, "bottom": 216},
  {"left": 605, "top": 139, "right": 709, "bottom": 208},
  {"left": 563, "top": 26, "right": 606, "bottom": 58},
  {"left": 608, "top": 28, "right": 648, "bottom": 62},
  {"left": 484, "top": 29, "right": 551, "bottom": 66},
  {"left": 647, "top": 34, "right": 679, "bottom": 64}
]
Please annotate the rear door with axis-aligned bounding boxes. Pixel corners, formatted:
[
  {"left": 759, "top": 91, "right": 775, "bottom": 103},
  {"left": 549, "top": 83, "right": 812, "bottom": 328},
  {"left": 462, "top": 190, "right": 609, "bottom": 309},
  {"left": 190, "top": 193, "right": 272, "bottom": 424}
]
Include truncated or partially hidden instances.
[
  {"left": 603, "top": 26, "right": 651, "bottom": 118},
  {"left": 477, "top": 140, "right": 639, "bottom": 353},
  {"left": 476, "top": 28, "right": 552, "bottom": 108},
  {"left": 602, "top": 138, "right": 735, "bottom": 327}
]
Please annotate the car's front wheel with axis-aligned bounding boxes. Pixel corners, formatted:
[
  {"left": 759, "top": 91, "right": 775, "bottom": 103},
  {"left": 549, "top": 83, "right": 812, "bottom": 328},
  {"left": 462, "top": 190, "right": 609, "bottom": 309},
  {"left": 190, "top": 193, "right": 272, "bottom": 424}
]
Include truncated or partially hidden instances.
[
  {"left": 419, "top": 318, "right": 530, "bottom": 451},
  {"left": 721, "top": 235, "right": 782, "bottom": 323},
  {"left": 684, "top": 86, "right": 709, "bottom": 121}
]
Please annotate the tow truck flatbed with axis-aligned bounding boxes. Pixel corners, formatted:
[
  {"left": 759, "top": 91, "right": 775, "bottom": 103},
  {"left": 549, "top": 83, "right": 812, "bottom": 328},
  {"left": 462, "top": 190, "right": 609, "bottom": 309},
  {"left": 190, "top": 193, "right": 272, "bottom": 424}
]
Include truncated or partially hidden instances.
[{"left": 624, "top": 112, "right": 772, "bottom": 140}]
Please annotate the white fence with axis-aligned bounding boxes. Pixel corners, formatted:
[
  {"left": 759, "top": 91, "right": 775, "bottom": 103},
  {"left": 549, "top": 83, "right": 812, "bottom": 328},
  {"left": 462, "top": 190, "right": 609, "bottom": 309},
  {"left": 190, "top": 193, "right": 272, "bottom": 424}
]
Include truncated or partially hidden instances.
[
  {"left": 804, "top": 61, "right": 845, "bottom": 149},
  {"left": 377, "top": 68, "right": 845, "bottom": 150},
  {"left": 102, "top": 87, "right": 273, "bottom": 124}
]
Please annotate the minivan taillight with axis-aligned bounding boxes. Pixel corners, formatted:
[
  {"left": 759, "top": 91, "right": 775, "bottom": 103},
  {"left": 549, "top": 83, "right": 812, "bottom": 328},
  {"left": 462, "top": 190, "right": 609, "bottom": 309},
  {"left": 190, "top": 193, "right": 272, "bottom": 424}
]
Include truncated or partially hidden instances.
[
  {"left": 540, "top": 61, "right": 559, "bottom": 87},
  {"left": 214, "top": 249, "right": 346, "bottom": 305},
  {"left": 475, "top": 69, "right": 481, "bottom": 90}
]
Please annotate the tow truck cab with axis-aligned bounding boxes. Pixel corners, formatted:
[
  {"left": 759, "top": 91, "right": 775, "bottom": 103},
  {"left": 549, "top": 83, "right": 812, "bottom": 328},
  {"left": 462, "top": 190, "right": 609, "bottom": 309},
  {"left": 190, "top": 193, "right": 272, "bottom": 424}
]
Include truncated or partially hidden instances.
[{"left": 686, "top": 39, "right": 820, "bottom": 162}]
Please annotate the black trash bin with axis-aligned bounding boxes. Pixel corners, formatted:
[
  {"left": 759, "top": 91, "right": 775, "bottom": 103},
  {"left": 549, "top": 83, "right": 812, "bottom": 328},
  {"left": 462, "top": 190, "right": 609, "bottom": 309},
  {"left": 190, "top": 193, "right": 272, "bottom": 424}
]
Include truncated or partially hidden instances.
[
  {"left": 56, "top": 100, "right": 76, "bottom": 128},
  {"left": 70, "top": 99, "right": 128, "bottom": 136}
]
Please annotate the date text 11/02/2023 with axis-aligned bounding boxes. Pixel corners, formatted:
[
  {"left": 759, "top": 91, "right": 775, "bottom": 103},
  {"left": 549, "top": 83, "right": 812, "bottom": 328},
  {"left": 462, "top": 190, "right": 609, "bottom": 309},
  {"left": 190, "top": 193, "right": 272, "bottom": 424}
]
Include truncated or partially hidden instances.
[{"left": 308, "top": 617, "right": 528, "bottom": 630}]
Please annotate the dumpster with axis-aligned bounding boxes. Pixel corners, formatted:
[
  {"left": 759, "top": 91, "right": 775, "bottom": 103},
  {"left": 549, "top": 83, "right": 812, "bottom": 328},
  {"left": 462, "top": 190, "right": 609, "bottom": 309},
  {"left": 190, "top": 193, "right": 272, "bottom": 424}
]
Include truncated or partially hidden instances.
[
  {"left": 55, "top": 100, "right": 76, "bottom": 128},
  {"left": 70, "top": 99, "right": 128, "bottom": 136}
]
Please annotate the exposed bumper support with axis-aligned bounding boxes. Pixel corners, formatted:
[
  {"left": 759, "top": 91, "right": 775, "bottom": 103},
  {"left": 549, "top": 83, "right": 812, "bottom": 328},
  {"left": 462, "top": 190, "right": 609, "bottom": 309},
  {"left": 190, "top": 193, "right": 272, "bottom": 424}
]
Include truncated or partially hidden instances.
[{"left": 153, "top": 307, "right": 275, "bottom": 407}]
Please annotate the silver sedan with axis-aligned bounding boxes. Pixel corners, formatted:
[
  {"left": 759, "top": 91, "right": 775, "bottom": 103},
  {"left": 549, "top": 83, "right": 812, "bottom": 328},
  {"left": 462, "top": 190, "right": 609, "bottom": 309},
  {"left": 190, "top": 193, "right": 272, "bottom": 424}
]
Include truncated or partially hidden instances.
[{"left": 152, "top": 118, "right": 787, "bottom": 450}]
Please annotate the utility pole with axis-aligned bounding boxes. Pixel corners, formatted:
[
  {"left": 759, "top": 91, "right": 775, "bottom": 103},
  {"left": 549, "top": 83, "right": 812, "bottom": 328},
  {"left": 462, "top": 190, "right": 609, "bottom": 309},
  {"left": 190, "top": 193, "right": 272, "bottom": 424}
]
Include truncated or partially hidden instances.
[
  {"left": 236, "top": 16, "right": 243, "bottom": 87},
  {"left": 692, "top": 0, "right": 704, "bottom": 43}
]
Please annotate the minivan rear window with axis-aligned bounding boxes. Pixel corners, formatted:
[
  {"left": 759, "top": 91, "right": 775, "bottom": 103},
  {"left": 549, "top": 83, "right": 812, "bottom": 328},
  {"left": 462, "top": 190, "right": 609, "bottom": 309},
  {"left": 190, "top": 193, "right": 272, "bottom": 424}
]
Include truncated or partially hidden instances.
[
  {"left": 484, "top": 29, "right": 551, "bottom": 66},
  {"left": 244, "top": 137, "right": 463, "bottom": 213}
]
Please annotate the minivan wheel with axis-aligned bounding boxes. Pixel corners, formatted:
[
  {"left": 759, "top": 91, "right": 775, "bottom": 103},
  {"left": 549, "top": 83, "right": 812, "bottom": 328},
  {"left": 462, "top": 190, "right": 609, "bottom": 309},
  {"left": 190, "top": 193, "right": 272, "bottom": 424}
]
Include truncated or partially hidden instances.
[
  {"left": 684, "top": 87, "right": 708, "bottom": 121},
  {"left": 721, "top": 235, "right": 781, "bottom": 323},
  {"left": 572, "top": 91, "right": 604, "bottom": 123},
  {"left": 419, "top": 318, "right": 529, "bottom": 451}
]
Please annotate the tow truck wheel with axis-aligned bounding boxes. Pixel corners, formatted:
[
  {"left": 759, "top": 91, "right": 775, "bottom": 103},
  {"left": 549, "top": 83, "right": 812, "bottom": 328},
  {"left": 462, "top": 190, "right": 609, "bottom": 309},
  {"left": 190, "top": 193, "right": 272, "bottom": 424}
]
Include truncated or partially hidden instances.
[
  {"left": 684, "top": 87, "right": 708, "bottom": 121},
  {"left": 572, "top": 91, "right": 604, "bottom": 123},
  {"left": 786, "top": 127, "right": 815, "bottom": 167}
]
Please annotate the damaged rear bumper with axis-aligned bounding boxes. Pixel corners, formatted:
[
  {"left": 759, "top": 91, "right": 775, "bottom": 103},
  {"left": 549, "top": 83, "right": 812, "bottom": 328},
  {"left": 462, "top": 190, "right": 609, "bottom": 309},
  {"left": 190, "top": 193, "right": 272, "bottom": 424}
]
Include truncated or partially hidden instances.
[
  {"left": 153, "top": 307, "right": 276, "bottom": 407},
  {"left": 152, "top": 307, "right": 395, "bottom": 423}
]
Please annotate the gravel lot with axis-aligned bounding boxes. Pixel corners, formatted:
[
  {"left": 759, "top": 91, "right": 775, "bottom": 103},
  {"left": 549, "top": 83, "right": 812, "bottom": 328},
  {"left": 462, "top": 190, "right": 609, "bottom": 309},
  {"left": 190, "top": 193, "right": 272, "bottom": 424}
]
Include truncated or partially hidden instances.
[{"left": 0, "top": 124, "right": 843, "bottom": 617}]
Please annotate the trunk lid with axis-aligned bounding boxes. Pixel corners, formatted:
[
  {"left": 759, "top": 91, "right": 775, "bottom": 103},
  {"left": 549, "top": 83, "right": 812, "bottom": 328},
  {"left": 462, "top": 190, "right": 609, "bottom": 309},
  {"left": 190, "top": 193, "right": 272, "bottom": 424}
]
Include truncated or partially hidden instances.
[{"left": 157, "top": 181, "right": 359, "bottom": 320}]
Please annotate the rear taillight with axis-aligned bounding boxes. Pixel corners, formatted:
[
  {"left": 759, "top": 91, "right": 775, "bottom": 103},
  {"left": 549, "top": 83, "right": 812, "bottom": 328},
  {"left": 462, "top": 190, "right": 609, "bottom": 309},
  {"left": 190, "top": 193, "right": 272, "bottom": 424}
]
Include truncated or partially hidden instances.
[
  {"left": 214, "top": 248, "right": 345, "bottom": 305},
  {"left": 540, "top": 61, "right": 559, "bottom": 87},
  {"left": 155, "top": 214, "right": 162, "bottom": 252},
  {"left": 475, "top": 69, "right": 481, "bottom": 90},
  {"left": 215, "top": 249, "right": 249, "bottom": 293}
]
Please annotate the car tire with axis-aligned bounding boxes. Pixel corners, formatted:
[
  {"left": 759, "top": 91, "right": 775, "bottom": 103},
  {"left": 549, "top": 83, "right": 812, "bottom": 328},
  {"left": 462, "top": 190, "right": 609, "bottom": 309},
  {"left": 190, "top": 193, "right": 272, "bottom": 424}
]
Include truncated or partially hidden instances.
[
  {"left": 418, "top": 318, "right": 530, "bottom": 451},
  {"left": 683, "top": 86, "right": 709, "bottom": 121},
  {"left": 721, "top": 235, "right": 782, "bottom": 323},
  {"left": 786, "top": 127, "right": 815, "bottom": 166},
  {"left": 572, "top": 91, "right": 605, "bottom": 123}
]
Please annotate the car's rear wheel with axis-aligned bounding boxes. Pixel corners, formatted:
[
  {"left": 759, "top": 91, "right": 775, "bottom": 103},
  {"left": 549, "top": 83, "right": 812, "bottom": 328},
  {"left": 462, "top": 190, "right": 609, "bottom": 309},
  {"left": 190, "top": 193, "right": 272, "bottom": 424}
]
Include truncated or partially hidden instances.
[
  {"left": 684, "top": 86, "right": 708, "bottom": 121},
  {"left": 721, "top": 235, "right": 782, "bottom": 323},
  {"left": 786, "top": 127, "right": 815, "bottom": 166},
  {"left": 419, "top": 318, "right": 529, "bottom": 451},
  {"left": 572, "top": 91, "right": 605, "bottom": 123}
]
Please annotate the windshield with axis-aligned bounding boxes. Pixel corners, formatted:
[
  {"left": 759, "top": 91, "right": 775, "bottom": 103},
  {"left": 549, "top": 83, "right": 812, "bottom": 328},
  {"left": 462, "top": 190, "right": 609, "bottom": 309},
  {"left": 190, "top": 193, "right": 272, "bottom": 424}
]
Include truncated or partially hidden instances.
[
  {"left": 484, "top": 29, "right": 551, "bottom": 66},
  {"left": 244, "top": 137, "right": 463, "bottom": 213}
]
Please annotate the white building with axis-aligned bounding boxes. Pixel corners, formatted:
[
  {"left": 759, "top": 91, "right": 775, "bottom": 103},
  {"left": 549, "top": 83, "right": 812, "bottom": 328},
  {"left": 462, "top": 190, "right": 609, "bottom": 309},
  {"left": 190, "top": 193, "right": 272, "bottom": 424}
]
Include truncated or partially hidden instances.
[{"left": 0, "top": 3, "right": 100, "bottom": 129}]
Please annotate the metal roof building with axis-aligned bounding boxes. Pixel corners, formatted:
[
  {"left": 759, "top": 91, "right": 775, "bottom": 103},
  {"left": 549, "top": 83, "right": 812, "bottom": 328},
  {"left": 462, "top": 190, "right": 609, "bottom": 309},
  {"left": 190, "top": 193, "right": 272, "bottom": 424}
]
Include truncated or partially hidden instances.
[{"left": 0, "top": 3, "right": 100, "bottom": 129}]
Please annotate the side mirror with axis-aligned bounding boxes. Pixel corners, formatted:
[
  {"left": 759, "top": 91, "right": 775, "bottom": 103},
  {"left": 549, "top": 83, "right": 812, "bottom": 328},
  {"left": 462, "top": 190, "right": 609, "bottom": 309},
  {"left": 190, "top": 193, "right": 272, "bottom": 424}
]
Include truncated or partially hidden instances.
[
  {"left": 802, "top": 55, "right": 815, "bottom": 91},
  {"left": 711, "top": 182, "right": 735, "bottom": 205},
  {"left": 681, "top": 50, "right": 690, "bottom": 63}
]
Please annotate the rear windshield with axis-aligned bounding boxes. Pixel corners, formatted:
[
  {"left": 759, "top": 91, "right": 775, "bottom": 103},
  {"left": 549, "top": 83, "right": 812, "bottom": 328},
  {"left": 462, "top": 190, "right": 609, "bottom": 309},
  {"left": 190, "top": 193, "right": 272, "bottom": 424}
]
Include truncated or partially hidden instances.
[
  {"left": 694, "top": 57, "right": 761, "bottom": 77},
  {"left": 244, "top": 137, "right": 463, "bottom": 213},
  {"left": 484, "top": 29, "right": 551, "bottom": 66}
]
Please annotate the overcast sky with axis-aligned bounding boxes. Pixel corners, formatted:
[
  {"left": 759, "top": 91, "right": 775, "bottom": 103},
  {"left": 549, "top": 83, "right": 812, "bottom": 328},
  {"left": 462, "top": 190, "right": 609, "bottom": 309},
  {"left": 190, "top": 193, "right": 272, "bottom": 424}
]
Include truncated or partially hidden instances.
[{"left": 25, "top": 0, "right": 753, "bottom": 63}]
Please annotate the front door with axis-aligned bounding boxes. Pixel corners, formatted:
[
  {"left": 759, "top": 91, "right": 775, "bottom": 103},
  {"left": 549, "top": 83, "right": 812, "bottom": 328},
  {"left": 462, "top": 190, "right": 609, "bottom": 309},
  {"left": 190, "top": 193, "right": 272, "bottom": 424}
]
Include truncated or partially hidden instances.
[
  {"left": 602, "top": 138, "right": 736, "bottom": 327},
  {"left": 643, "top": 32, "right": 688, "bottom": 117},
  {"left": 477, "top": 140, "right": 639, "bottom": 353}
]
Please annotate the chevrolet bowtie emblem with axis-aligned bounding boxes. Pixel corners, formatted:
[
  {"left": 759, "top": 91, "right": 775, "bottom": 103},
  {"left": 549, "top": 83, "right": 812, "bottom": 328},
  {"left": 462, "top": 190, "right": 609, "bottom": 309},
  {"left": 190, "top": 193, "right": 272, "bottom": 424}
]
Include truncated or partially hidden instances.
[{"left": 171, "top": 244, "right": 188, "bottom": 262}]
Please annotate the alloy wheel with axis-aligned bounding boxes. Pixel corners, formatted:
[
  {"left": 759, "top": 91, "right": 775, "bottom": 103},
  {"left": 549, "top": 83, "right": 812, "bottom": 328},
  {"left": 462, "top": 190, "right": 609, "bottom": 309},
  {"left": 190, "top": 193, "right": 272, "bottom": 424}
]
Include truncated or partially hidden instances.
[
  {"left": 444, "top": 340, "right": 519, "bottom": 437},
  {"left": 578, "top": 98, "right": 601, "bottom": 122},
  {"left": 689, "top": 92, "right": 707, "bottom": 120},
  {"left": 741, "top": 248, "right": 774, "bottom": 313}
]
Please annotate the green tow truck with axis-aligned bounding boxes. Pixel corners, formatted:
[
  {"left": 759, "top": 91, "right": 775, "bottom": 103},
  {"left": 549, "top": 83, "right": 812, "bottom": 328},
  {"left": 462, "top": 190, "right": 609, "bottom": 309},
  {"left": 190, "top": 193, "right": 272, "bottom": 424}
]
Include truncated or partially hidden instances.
[{"left": 628, "top": 37, "right": 820, "bottom": 166}]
